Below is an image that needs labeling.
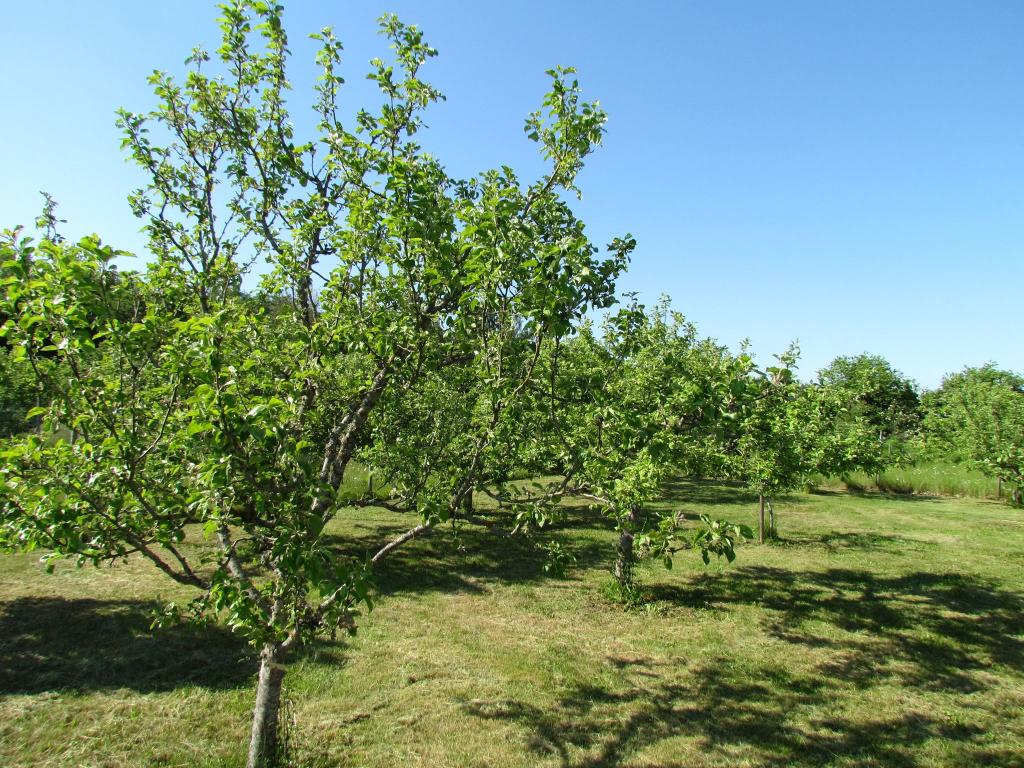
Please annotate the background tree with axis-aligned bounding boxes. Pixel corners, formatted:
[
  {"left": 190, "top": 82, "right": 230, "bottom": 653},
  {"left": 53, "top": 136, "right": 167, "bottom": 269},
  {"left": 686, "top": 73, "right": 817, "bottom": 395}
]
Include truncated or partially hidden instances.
[
  {"left": 0, "top": 3, "right": 630, "bottom": 765},
  {"left": 922, "top": 365, "right": 1024, "bottom": 505},
  {"left": 0, "top": 196, "right": 64, "bottom": 437},
  {"left": 817, "top": 353, "right": 921, "bottom": 472},
  {"left": 0, "top": 347, "right": 45, "bottom": 437}
]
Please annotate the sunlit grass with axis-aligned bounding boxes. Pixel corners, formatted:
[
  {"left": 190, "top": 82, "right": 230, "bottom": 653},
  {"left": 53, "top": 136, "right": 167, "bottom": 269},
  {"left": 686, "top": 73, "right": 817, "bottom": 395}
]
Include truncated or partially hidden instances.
[{"left": 1, "top": 482, "right": 1022, "bottom": 766}]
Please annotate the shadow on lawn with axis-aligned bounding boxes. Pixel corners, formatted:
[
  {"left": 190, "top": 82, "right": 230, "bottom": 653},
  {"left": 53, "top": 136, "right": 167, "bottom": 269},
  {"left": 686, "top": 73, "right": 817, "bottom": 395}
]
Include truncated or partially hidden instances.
[
  {"left": 660, "top": 478, "right": 761, "bottom": 507},
  {"left": 466, "top": 662, "right": 1011, "bottom": 768},
  {"left": 0, "top": 498, "right": 613, "bottom": 697},
  {"left": 815, "top": 486, "right": 942, "bottom": 504},
  {"left": 792, "top": 531, "right": 939, "bottom": 553},
  {"left": 466, "top": 566, "right": 1024, "bottom": 767},
  {"left": 0, "top": 597, "right": 253, "bottom": 695},
  {"left": 326, "top": 500, "right": 616, "bottom": 598},
  {"left": 666, "top": 567, "right": 1024, "bottom": 692}
]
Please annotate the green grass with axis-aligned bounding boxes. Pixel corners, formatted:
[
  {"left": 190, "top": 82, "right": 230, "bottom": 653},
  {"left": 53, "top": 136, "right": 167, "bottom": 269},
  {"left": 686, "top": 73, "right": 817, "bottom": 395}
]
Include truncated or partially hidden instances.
[
  {"left": 2, "top": 482, "right": 1023, "bottom": 766},
  {"left": 825, "top": 460, "right": 1005, "bottom": 500}
]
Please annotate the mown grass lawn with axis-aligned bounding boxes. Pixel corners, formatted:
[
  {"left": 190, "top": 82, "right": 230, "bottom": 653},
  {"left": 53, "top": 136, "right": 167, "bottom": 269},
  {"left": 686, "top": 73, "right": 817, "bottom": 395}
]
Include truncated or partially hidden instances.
[{"left": 1, "top": 482, "right": 1022, "bottom": 767}]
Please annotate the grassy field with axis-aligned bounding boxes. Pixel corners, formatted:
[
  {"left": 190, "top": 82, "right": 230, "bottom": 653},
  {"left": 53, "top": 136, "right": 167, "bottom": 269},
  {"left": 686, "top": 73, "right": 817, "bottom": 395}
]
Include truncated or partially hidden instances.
[{"left": 1, "top": 482, "right": 1023, "bottom": 767}]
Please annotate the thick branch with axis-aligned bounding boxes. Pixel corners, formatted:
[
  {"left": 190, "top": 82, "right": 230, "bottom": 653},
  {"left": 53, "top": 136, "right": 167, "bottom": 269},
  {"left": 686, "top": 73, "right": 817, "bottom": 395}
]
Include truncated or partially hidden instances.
[
  {"left": 370, "top": 520, "right": 433, "bottom": 565},
  {"left": 312, "top": 366, "right": 392, "bottom": 521}
]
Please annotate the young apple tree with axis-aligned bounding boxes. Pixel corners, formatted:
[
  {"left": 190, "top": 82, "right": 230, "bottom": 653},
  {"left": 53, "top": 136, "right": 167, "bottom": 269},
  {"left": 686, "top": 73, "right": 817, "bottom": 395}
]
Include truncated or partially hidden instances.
[
  {"left": 725, "top": 348, "right": 815, "bottom": 542},
  {"left": 0, "top": 3, "right": 631, "bottom": 765},
  {"left": 494, "top": 299, "right": 752, "bottom": 598}
]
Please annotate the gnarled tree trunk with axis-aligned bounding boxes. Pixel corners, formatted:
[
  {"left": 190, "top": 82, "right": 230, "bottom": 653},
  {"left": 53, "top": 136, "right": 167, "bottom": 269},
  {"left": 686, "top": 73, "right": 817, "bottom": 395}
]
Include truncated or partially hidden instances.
[{"left": 248, "top": 643, "right": 288, "bottom": 768}]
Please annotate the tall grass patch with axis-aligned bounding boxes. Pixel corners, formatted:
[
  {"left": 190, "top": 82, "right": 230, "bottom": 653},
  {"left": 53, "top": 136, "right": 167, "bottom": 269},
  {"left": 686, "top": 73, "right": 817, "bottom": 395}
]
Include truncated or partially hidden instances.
[{"left": 829, "top": 461, "right": 1001, "bottom": 499}]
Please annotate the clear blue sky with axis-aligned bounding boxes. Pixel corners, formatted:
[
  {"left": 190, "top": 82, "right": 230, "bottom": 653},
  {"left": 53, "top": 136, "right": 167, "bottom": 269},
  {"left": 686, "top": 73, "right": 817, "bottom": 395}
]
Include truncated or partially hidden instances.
[{"left": 2, "top": 0, "right": 1021, "bottom": 388}]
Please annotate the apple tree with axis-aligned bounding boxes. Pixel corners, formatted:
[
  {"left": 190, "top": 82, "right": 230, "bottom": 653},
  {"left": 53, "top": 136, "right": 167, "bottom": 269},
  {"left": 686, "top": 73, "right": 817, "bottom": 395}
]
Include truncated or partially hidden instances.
[
  {"left": 493, "top": 299, "right": 752, "bottom": 597},
  {"left": 0, "top": 3, "right": 631, "bottom": 765}
]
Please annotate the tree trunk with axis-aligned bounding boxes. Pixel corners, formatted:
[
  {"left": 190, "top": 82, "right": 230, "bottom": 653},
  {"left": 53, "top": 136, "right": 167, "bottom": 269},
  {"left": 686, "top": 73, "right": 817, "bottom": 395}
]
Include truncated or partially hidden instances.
[
  {"left": 767, "top": 498, "right": 776, "bottom": 539},
  {"left": 614, "top": 506, "right": 639, "bottom": 590},
  {"left": 247, "top": 643, "right": 288, "bottom": 768},
  {"left": 758, "top": 494, "right": 766, "bottom": 544}
]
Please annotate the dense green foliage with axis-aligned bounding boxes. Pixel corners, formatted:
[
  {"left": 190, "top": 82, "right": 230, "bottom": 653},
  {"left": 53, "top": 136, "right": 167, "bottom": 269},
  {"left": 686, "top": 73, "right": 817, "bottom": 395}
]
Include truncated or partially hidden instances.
[
  {"left": 817, "top": 353, "right": 920, "bottom": 470},
  {"left": 535, "top": 300, "right": 753, "bottom": 587},
  {"left": 716, "top": 351, "right": 872, "bottom": 540},
  {"left": 922, "top": 365, "right": 1024, "bottom": 504}
]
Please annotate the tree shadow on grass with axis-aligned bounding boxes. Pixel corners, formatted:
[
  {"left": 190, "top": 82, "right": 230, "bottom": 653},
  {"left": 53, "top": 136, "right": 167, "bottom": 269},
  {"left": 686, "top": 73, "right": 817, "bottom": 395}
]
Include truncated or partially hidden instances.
[
  {"left": 838, "top": 486, "right": 942, "bottom": 503},
  {"left": 657, "top": 479, "right": 827, "bottom": 515},
  {"left": 466, "top": 567, "right": 1024, "bottom": 766},
  {"left": 788, "top": 531, "right": 939, "bottom": 554},
  {"left": 666, "top": 567, "right": 1024, "bottom": 692},
  {"left": 465, "top": 658, "right": 1007, "bottom": 767},
  {"left": 324, "top": 509, "right": 615, "bottom": 598},
  {"left": 660, "top": 478, "right": 760, "bottom": 507},
  {"left": 0, "top": 597, "right": 254, "bottom": 695}
]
